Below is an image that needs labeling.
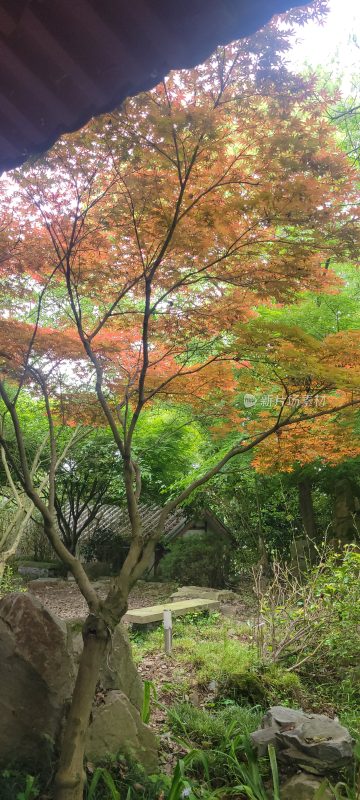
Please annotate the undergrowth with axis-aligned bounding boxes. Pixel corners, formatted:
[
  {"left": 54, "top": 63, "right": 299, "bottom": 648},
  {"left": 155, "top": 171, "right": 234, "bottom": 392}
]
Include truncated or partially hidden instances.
[
  {"left": 130, "top": 610, "right": 305, "bottom": 707},
  {"left": 252, "top": 548, "right": 360, "bottom": 737},
  {"left": 168, "top": 701, "right": 263, "bottom": 748},
  {"left": 0, "top": 565, "right": 26, "bottom": 598}
]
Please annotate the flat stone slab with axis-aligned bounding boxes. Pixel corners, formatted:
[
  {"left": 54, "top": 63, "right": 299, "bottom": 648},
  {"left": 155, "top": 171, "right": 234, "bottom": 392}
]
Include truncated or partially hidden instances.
[
  {"left": 123, "top": 598, "right": 219, "bottom": 624},
  {"left": 171, "top": 586, "right": 237, "bottom": 602}
]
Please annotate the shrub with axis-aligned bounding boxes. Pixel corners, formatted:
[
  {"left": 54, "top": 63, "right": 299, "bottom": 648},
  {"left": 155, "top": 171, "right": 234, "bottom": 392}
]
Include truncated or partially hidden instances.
[
  {"left": 81, "top": 526, "right": 129, "bottom": 572},
  {"left": 0, "top": 565, "right": 26, "bottom": 597},
  {"left": 159, "top": 532, "right": 230, "bottom": 588},
  {"left": 256, "top": 664, "right": 304, "bottom": 706},
  {"left": 252, "top": 545, "right": 360, "bottom": 727},
  {"left": 253, "top": 546, "right": 360, "bottom": 671},
  {"left": 313, "top": 548, "right": 360, "bottom": 674}
]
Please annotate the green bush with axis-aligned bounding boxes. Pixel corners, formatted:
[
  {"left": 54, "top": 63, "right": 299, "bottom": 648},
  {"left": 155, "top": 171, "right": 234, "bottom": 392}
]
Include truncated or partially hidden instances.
[
  {"left": 159, "top": 532, "right": 230, "bottom": 588},
  {"left": 253, "top": 545, "right": 360, "bottom": 730},
  {"left": 296, "top": 548, "right": 360, "bottom": 733},
  {"left": 0, "top": 565, "right": 26, "bottom": 597},
  {"left": 81, "top": 526, "right": 129, "bottom": 572},
  {"left": 313, "top": 548, "right": 360, "bottom": 673},
  {"left": 258, "top": 664, "right": 303, "bottom": 706}
]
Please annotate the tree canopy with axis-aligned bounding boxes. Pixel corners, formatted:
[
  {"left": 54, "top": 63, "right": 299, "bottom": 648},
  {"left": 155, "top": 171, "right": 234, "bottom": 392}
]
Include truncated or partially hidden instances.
[{"left": 0, "top": 16, "right": 359, "bottom": 799}]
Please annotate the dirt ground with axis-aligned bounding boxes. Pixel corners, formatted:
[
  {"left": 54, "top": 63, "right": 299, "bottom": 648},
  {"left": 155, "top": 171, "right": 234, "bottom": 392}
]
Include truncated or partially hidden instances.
[{"left": 28, "top": 578, "right": 179, "bottom": 620}]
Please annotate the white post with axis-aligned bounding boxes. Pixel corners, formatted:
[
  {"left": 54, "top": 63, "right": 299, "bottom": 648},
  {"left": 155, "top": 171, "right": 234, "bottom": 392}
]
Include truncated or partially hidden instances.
[{"left": 163, "top": 609, "right": 172, "bottom": 655}]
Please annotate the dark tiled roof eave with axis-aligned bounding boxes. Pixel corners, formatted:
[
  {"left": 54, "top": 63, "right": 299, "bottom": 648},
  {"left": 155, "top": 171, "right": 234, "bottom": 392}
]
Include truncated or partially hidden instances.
[
  {"left": 0, "top": 0, "right": 303, "bottom": 173},
  {"left": 72, "top": 502, "right": 187, "bottom": 542}
]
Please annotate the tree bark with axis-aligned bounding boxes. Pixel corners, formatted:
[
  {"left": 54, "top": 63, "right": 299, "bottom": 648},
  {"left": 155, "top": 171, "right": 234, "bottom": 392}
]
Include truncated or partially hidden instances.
[
  {"left": 298, "top": 477, "right": 316, "bottom": 540},
  {"left": 332, "top": 477, "right": 359, "bottom": 544},
  {"left": 254, "top": 475, "right": 269, "bottom": 574},
  {"left": 54, "top": 614, "right": 111, "bottom": 800}
]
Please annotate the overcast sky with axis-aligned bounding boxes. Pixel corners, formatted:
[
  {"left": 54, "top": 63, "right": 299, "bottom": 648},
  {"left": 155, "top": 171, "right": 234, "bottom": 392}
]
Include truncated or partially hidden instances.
[{"left": 288, "top": 0, "right": 359, "bottom": 89}]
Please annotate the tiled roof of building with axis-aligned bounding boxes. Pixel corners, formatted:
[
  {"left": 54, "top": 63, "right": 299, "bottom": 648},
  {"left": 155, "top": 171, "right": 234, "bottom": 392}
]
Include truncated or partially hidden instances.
[
  {"left": 78, "top": 502, "right": 187, "bottom": 541},
  {"left": 0, "top": 0, "right": 301, "bottom": 173}
]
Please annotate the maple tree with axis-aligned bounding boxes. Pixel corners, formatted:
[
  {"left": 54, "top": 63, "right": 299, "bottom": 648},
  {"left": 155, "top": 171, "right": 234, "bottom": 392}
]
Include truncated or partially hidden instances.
[
  {"left": 0, "top": 12, "right": 359, "bottom": 798},
  {"left": 202, "top": 262, "right": 360, "bottom": 549},
  {"left": 233, "top": 263, "right": 360, "bottom": 476}
]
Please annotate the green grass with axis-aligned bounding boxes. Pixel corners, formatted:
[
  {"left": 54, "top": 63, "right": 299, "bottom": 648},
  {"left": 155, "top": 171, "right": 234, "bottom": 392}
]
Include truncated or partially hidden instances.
[
  {"left": 130, "top": 624, "right": 164, "bottom": 664},
  {"left": 304, "top": 677, "right": 360, "bottom": 739},
  {"left": 130, "top": 611, "right": 251, "bottom": 667},
  {"left": 130, "top": 610, "right": 305, "bottom": 708},
  {"left": 168, "top": 701, "right": 263, "bottom": 748},
  {"left": 177, "top": 633, "right": 253, "bottom": 678},
  {"left": 167, "top": 702, "right": 281, "bottom": 797}
]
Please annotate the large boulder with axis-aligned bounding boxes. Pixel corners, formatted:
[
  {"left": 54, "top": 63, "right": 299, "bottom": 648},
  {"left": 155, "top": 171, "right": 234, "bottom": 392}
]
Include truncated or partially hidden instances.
[
  {"left": 86, "top": 691, "right": 158, "bottom": 772},
  {"left": 100, "top": 624, "right": 144, "bottom": 710},
  {"left": 0, "top": 593, "right": 157, "bottom": 770},
  {"left": 0, "top": 592, "right": 75, "bottom": 763},
  {"left": 251, "top": 706, "right": 354, "bottom": 776},
  {"left": 68, "top": 620, "right": 143, "bottom": 711}
]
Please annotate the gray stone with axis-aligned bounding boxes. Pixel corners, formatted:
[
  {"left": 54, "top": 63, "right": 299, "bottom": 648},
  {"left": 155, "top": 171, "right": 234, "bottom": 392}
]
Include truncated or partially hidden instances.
[
  {"left": 0, "top": 593, "right": 157, "bottom": 771},
  {"left": 251, "top": 727, "right": 277, "bottom": 757},
  {"left": 277, "top": 714, "right": 353, "bottom": 773},
  {"left": 281, "top": 772, "right": 335, "bottom": 799},
  {"left": 18, "top": 566, "right": 50, "bottom": 577},
  {"left": 252, "top": 706, "right": 354, "bottom": 776},
  {"left": 0, "top": 592, "right": 76, "bottom": 763},
  {"left": 101, "top": 624, "right": 144, "bottom": 710},
  {"left": 86, "top": 691, "right": 158, "bottom": 772},
  {"left": 123, "top": 598, "right": 219, "bottom": 625},
  {"left": 170, "top": 586, "right": 237, "bottom": 602},
  {"left": 68, "top": 621, "right": 144, "bottom": 711},
  {"left": 263, "top": 706, "right": 305, "bottom": 730}
]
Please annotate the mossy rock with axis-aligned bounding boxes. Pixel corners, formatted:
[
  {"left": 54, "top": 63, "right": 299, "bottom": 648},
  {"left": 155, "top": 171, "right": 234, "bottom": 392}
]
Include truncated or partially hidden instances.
[
  {"left": 220, "top": 664, "right": 303, "bottom": 707},
  {"left": 222, "top": 670, "right": 268, "bottom": 705},
  {"left": 260, "top": 664, "right": 304, "bottom": 705}
]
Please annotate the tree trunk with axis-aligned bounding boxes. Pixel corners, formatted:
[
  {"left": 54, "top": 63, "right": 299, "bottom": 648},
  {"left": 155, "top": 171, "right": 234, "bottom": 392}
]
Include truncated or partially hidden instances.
[
  {"left": 254, "top": 475, "right": 269, "bottom": 574},
  {"left": 54, "top": 614, "right": 111, "bottom": 800},
  {"left": 0, "top": 559, "right": 6, "bottom": 583},
  {"left": 332, "top": 477, "right": 359, "bottom": 544},
  {"left": 298, "top": 478, "right": 316, "bottom": 540}
]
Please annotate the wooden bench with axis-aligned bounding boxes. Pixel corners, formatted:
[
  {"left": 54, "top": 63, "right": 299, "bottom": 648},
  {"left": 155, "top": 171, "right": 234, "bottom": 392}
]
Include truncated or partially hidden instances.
[{"left": 123, "top": 597, "right": 219, "bottom": 625}]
